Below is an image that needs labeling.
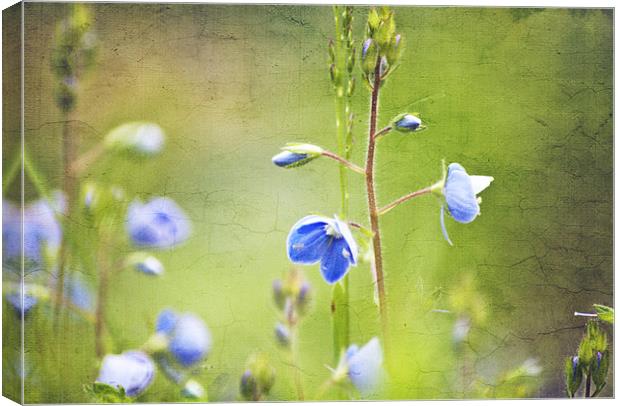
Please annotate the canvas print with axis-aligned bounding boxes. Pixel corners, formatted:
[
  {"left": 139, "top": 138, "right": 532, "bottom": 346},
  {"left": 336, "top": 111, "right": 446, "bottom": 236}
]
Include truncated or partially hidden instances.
[{"left": 1, "top": 1, "right": 614, "bottom": 403}]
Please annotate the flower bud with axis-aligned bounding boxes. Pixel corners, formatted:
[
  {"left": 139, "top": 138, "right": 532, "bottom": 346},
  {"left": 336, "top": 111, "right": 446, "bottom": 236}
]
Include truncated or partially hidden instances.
[
  {"left": 272, "top": 144, "right": 323, "bottom": 169},
  {"left": 392, "top": 113, "right": 423, "bottom": 133},
  {"left": 181, "top": 379, "right": 205, "bottom": 399},
  {"left": 328, "top": 39, "right": 335, "bottom": 63},
  {"left": 272, "top": 279, "right": 285, "bottom": 310},
  {"left": 125, "top": 252, "right": 164, "bottom": 276},
  {"left": 361, "top": 39, "right": 378, "bottom": 75},
  {"left": 104, "top": 122, "right": 165, "bottom": 156},
  {"left": 240, "top": 370, "right": 258, "bottom": 401},
  {"left": 274, "top": 322, "right": 291, "bottom": 347},
  {"left": 347, "top": 47, "right": 356, "bottom": 73},
  {"left": 565, "top": 355, "right": 583, "bottom": 397},
  {"left": 347, "top": 77, "right": 356, "bottom": 97},
  {"left": 592, "top": 350, "right": 609, "bottom": 391}
]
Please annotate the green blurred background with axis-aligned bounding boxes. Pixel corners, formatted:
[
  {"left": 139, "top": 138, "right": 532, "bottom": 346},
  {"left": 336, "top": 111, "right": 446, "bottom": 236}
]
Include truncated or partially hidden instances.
[{"left": 3, "top": 3, "right": 613, "bottom": 402}]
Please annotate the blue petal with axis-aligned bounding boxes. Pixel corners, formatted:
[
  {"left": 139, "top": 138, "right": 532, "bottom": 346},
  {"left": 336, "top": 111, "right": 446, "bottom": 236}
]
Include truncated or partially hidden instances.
[
  {"left": 332, "top": 217, "right": 358, "bottom": 265},
  {"left": 345, "top": 344, "right": 360, "bottom": 361},
  {"left": 97, "top": 351, "right": 155, "bottom": 397},
  {"left": 319, "top": 238, "right": 351, "bottom": 284},
  {"left": 439, "top": 205, "right": 453, "bottom": 246},
  {"left": 6, "top": 293, "right": 38, "bottom": 316},
  {"left": 156, "top": 309, "right": 178, "bottom": 334},
  {"left": 444, "top": 163, "right": 479, "bottom": 223},
  {"left": 169, "top": 314, "right": 212, "bottom": 367},
  {"left": 126, "top": 198, "right": 191, "bottom": 249},
  {"left": 287, "top": 216, "right": 330, "bottom": 264},
  {"left": 347, "top": 337, "right": 384, "bottom": 397}
]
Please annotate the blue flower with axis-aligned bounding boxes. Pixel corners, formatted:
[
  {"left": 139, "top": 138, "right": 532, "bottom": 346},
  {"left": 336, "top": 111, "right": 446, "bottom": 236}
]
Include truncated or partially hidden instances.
[
  {"left": 5, "top": 293, "right": 38, "bottom": 316},
  {"left": 96, "top": 351, "right": 155, "bottom": 397},
  {"left": 64, "top": 272, "right": 94, "bottom": 312},
  {"left": 104, "top": 122, "right": 165, "bottom": 156},
  {"left": 440, "top": 163, "right": 493, "bottom": 245},
  {"left": 287, "top": 215, "right": 358, "bottom": 284},
  {"left": 126, "top": 197, "right": 191, "bottom": 249},
  {"left": 571, "top": 356, "right": 580, "bottom": 382},
  {"left": 135, "top": 256, "right": 164, "bottom": 276},
  {"left": 3, "top": 193, "right": 64, "bottom": 263},
  {"left": 345, "top": 337, "right": 384, "bottom": 396},
  {"left": 181, "top": 379, "right": 205, "bottom": 399},
  {"left": 156, "top": 310, "right": 212, "bottom": 367},
  {"left": 393, "top": 114, "right": 422, "bottom": 132}
]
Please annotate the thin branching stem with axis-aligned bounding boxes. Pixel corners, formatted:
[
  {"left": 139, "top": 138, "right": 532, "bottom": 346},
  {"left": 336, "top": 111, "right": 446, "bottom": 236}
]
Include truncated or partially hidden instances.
[
  {"left": 321, "top": 150, "right": 364, "bottom": 174},
  {"left": 377, "top": 186, "right": 433, "bottom": 215}
]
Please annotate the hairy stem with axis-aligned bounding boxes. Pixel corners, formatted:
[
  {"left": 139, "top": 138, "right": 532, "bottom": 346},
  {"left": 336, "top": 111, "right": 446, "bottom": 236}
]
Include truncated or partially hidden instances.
[
  {"left": 366, "top": 56, "right": 389, "bottom": 344},
  {"left": 373, "top": 126, "right": 392, "bottom": 140},
  {"left": 377, "top": 186, "right": 432, "bottom": 215},
  {"left": 291, "top": 325, "right": 305, "bottom": 400},
  {"left": 322, "top": 151, "right": 364, "bottom": 174}
]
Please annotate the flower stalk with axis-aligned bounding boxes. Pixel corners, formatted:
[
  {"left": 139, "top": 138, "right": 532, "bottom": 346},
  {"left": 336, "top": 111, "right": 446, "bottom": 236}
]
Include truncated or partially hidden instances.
[
  {"left": 365, "top": 55, "right": 389, "bottom": 345},
  {"left": 377, "top": 186, "right": 433, "bottom": 216}
]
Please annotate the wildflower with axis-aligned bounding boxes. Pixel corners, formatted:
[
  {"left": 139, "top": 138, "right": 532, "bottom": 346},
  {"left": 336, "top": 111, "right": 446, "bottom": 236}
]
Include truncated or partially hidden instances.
[
  {"left": 438, "top": 163, "right": 493, "bottom": 245},
  {"left": 126, "top": 197, "right": 191, "bottom": 249},
  {"left": 3, "top": 193, "right": 64, "bottom": 264},
  {"left": 155, "top": 309, "right": 212, "bottom": 367},
  {"left": 392, "top": 113, "right": 422, "bottom": 133},
  {"left": 181, "top": 379, "right": 205, "bottom": 399},
  {"left": 64, "top": 272, "right": 94, "bottom": 312},
  {"left": 240, "top": 353, "right": 276, "bottom": 401},
  {"left": 274, "top": 323, "right": 291, "bottom": 347},
  {"left": 5, "top": 293, "right": 38, "bottom": 316},
  {"left": 287, "top": 215, "right": 358, "bottom": 284},
  {"left": 96, "top": 351, "right": 155, "bottom": 397},
  {"left": 104, "top": 122, "right": 165, "bottom": 156},
  {"left": 125, "top": 252, "right": 165, "bottom": 276},
  {"left": 333, "top": 337, "right": 384, "bottom": 397}
]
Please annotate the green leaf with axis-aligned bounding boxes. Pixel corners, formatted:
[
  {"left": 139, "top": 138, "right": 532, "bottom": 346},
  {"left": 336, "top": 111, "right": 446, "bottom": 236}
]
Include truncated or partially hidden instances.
[
  {"left": 593, "top": 304, "right": 614, "bottom": 324},
  {"left": 83, "top": 382, "right": 133, "bottom": 403}
]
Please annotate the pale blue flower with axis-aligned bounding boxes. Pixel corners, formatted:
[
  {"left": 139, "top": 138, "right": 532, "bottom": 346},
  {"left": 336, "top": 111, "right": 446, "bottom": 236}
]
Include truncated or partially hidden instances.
[
  {"left": 135, "top": 256, "right": 164, "bottom": 276},
  {"left": 287, "top": 215, "right": 358, "bottom": 284},
  {"left": 126, "top": 197, "right": 191, "bottom": 249},
  {"left": 5, "top": 293, "right": 38, "bottom": 316},
  {"left": 96, "top": 351, "right": 155, "bottom": 397},
  {"left": 104, "top": 122, "right": 165, "bottom": 155},
  {"left": 156, "top": 310, "right": 212, "bottom": 367},
  {"left": 3, "top": 193, "right": 64, "bottom": 263},
  {"left": 64, "top": 272, "right": 94, "bottom": 312},
  {"left": 345, "top": 337, "right": 384, "bottom": 396},
  {"left": 440, "top": 163, "right": 493, "bottom": 245},
  {"left": 181, "top": 379, "right": 205, "bottom": 399}
]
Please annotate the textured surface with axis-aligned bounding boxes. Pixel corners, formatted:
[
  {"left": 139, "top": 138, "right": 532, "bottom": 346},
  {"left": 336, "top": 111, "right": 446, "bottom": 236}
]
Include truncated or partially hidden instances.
[{"left": 2, "top": 3, "right": 613, "bottom": 402}]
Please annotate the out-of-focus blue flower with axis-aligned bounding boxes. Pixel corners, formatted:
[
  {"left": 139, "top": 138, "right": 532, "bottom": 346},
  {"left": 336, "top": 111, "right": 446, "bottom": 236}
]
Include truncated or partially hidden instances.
[
  {"left": 452, "top": 316, "right": 470, "bottom": 345},
  {"left": 287, "top": 215, "right": 358, "bottom": 284},
  {"left": 274, "top": 322, "right": 291, "bottom": 347},
  {"left": 440, "top": 163, "right": 493, "bottom": 245},
  {"left": 333, "top": 337, "right": 384, "bottom": 397},
  {"left": 571, "top": 356, "right": 580, "bottom": 381},
  {"left": 155, "top": 309, "right": 212, "bottom": 367},
  {"left": 64, "top": 272, "right": 95, "bottom": 312},
  {"left": 104, "top": 122, "right": 165, "bottom": 156},
  {"left": 5, "top": 293, "right": 38, "bottom": 316},
  {"left": 126, "top": 197, "right": 191, "bottom": 249},
  {"left": 96, "top": 351, "right": 155, "bottom": 397},
  {"left": 393, "top": 114, "right": 422, "bottom": 132},
  {"left": 135, "top": 256, "right": 164, "bottom": 276},
  {"left": 3, "top": 193, "right": 64, "bottom": 263},
  {"left": 362, "top": 38, "right": 373, "bottom": 59},
  {"left": 181, "top": 379, "right": 205, "bottom": 399}
]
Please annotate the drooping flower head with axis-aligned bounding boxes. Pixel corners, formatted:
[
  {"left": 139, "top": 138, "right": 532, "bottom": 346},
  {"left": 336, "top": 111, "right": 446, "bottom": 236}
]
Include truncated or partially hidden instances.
[
  {"left": 96, "top": 351, "right": 155, "bottom": 397},
  {"left": 126, "top": 197, "right": 191, "bottom": 249},
  {"left": 392, "top": 113, "right": 422, "bottom": 133},
  {"left": 438, "top": 163, "right": 493, "bottom": 245},
  {"left": 287, "top": 215, "right": 358, "bottom": 284},
  {"left": 272, "top": 143, "right": 323, "bottom": 169},
  {"left": 155, "top": 309, "right": 212, "bottom": 367},
  {"left": 125, "top": 252, "right": 165, "bottom": 276}
]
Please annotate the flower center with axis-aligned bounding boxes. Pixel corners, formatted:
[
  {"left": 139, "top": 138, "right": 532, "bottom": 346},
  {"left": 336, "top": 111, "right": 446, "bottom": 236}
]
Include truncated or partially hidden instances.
[{"left": 324, "top": 223, "right": 342, "bottom": 239}]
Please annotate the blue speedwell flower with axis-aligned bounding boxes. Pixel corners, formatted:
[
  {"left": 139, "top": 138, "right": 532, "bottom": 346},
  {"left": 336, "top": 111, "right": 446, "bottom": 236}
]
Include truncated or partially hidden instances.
[
  {"left": 393, "top": 114, "right": 422, "bottom": 132},
  {"left": 440, "top": 163, "right": 493, "bottom": 245},
  {"left": 156, "top": 309, "right": 212, "bottom": 367},
  {"left": 287, "top": 215, "right": 358, "bottom": 284},
  {"left": 332, "top": 337, "right": 384, "bottom": 397},
  {"left": 272, "top": 151, "right": 309, "bottom": 168},
  {"left": 3, "top": 193, "right": 64, "bottom": 263},
  {"left": 96, "top": 351, "right": 155, "bottom": 397},
  {"left": 126, "top": 197, "right": 191, "bottom": 249}
]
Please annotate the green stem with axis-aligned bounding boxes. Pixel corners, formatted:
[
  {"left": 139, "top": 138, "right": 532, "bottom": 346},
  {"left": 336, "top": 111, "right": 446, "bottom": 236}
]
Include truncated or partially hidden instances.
[
  {"left": 331, "top": 5, "right": 353, "bottom": 363},
  {"left": 2, "top": 153, "right": 22, "bottom": 196},
  {"left": 321, "top": 151, "right": 364, "bottom": 174},
  {"left": 290, "top": 325, "right": 304, "bottom": 400},
  {"left": 585, "top": 372, "right": 591, "bottom": 398},
  {"left": 366, "top": 56, "right": 389, "bottom": 346}
]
